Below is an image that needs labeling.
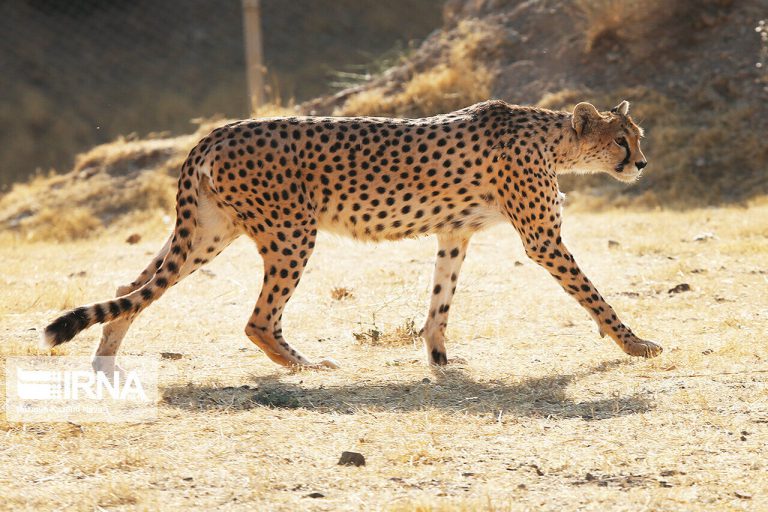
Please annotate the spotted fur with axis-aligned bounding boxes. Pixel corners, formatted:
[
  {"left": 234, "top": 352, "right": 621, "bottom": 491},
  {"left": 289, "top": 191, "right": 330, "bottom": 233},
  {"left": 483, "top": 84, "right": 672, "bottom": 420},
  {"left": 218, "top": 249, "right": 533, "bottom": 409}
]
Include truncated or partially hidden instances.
[{"left": 42, "top": 99, "right": 661, "bottom": 368}]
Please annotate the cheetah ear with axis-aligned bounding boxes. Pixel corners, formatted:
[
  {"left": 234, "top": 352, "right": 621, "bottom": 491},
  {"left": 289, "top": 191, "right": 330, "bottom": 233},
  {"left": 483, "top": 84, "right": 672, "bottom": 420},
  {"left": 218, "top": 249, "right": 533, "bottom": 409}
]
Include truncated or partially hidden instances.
[
  {"left": 610, "top": 100, "right": 630, "bottom": 116},
  {"left": 572, "top": 102, "right": 601, "bottom": 136}
]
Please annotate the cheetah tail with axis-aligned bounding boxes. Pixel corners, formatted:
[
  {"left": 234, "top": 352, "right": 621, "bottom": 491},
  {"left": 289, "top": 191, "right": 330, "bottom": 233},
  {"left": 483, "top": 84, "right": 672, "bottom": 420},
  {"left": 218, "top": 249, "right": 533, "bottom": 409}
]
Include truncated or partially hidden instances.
[{"left": 40, "top": 156, "right": 201, "bottom": 349}]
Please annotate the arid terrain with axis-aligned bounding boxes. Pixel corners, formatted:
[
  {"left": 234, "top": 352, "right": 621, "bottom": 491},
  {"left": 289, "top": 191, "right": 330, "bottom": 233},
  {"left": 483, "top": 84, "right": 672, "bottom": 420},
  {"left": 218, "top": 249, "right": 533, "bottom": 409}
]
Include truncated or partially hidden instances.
[
  {"left": 1, "top": 0, "right": 767, "bottom": 510},
  {"left": 1, "top": 202, "right": 766, "bottom": 510}
]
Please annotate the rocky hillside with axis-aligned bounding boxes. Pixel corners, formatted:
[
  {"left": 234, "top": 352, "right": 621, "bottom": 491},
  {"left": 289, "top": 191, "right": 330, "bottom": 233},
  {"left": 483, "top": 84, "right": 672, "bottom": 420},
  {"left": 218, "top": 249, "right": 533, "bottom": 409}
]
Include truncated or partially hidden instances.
[{"left": 307, "top": 0, "right": 768, "bottom": 207}]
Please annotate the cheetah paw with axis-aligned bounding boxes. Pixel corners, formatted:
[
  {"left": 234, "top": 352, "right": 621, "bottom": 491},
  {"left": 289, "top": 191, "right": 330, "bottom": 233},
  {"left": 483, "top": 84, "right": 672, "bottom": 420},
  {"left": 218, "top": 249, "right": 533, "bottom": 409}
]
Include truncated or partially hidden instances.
[
  {"left": 625, "top": 339, "right": 663, "bottom": 358},
  {"left": 313, "top": 358, "right": 340, "bottom": 369},
  {"left": 91, "top": 358, "right": 127, "bottom": 382}
]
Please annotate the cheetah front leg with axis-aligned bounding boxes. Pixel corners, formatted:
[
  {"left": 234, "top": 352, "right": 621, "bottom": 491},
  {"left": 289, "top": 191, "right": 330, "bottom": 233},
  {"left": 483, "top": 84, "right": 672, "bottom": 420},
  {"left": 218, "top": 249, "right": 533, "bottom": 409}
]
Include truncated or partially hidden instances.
[
  {"left": 421, "top": 234, "right": 470, "bottom": 365},
  {"left": 521, "top": 234, "right": 662, "bottom": 358}
]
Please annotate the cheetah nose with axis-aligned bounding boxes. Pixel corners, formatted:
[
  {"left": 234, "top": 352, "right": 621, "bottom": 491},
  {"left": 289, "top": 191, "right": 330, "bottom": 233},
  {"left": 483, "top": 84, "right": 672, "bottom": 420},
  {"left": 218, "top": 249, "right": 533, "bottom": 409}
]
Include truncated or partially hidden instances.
[{"left": 635, "top": 160, "right": 647, "bottom": 170}]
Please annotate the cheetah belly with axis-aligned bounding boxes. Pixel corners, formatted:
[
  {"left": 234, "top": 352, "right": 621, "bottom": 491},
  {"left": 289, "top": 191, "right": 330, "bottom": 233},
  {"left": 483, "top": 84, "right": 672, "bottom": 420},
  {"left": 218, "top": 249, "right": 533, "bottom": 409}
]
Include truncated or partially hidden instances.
[{"left": 315, "top": 203, "right": 506, "bottom": 241}]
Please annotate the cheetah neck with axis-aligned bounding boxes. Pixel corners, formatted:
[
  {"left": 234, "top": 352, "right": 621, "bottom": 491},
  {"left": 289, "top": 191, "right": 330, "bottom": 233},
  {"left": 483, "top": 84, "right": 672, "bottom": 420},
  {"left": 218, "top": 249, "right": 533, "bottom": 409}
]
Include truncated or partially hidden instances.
[
  {"left": 494, "top": 109, "right": 581, "bottom": 175},
  {"left": 548, "top": 120, "right": 582, "bottom": 174}
]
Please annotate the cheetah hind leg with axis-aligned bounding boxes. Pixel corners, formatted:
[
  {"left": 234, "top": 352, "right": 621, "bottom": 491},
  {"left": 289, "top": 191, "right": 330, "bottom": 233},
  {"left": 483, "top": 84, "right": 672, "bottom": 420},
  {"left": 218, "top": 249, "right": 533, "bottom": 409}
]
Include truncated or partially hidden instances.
[
  {"left": 90, "top": 235, "right": 173, "bottom": 375},
  {"left": 245, "top": 224, "right": 339, "bottom": 370},
  {"left": 93, "top": 189, "right": 239, "bottom": 372}
]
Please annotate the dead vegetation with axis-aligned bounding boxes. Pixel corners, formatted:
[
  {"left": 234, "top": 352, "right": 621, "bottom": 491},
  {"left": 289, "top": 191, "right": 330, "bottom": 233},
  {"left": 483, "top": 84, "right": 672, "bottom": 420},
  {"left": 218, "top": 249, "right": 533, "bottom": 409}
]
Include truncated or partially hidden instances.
[
  {"left": 353, "top": 316, "right": 421, "bottom": 347},
  {"left": 0, "top": 129, "right": 197, "bottom": 242},
  {"left": 331, "top": 286, "right": 355, "bottom": 301},
  {"left": 336, "top": 20, "right": 496, "bottom": 117},
  {"left": 573, "top": 0, "right": 734, "bottom": 56}
]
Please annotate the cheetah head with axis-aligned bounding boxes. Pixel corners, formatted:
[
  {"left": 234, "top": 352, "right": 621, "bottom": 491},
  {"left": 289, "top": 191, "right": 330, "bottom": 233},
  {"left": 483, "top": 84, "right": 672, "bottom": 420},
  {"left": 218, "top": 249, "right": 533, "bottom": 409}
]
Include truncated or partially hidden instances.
[{"left": 571, "top": 100, "right": 647, "bottom": 183}]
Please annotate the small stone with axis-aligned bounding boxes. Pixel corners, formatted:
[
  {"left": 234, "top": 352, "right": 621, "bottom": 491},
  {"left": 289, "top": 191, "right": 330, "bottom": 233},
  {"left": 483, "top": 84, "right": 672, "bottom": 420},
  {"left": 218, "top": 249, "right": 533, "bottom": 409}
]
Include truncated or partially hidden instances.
[
  {"left": 668, "top": 283, "right": 691, "bottom": 294},
  {"left": 125, "top": 233, "right": 142, "bottom": 244},
  {"left": 421, "top": 377, "right": 431, "bottom": 384},
  {"left": 693, "top": 232, "right": 716, "bottom": 242},
  {"left": 304, "top": 492, "right": 325, "bottom": 498},
  {"left": 160, "top": 352, "right": 183, "bottom": 360},
  {"left": 608, "top": 240, "right": 620, "bottom": 248},
  {"left": 338, "top": 451, "right": 366, "bottom": 467}
]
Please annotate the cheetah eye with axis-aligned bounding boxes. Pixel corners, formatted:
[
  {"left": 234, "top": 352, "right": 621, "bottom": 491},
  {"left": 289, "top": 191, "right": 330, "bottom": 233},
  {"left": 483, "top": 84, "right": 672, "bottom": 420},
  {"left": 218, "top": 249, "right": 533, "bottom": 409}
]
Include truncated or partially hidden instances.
[{"left": 614, "top": 136, "right": 628, "bottom": 148}]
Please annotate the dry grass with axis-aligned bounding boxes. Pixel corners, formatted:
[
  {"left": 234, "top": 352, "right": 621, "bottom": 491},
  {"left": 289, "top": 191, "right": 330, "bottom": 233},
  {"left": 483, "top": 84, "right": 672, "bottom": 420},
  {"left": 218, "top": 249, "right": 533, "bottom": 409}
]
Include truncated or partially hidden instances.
[
  {"left": 336, "top": 20, "right": 495, "bottom": 117},
  {"left": 573, "top": 0, "right": 731, "bottom": 55},
  {"left": 1, "top": 202, "right": 767, "bottom": 510},
  {"left": 0, "top": 130, "right": 197, "bottom": 242},
  {"left": 574, "top": 0, "right": 662, "bottom": 53},
  {"left": 0, "top": 106, "right": 294, "bottom": 243},
  {"left": 353, "top": 316, "right": 421, "bottom": 347}
]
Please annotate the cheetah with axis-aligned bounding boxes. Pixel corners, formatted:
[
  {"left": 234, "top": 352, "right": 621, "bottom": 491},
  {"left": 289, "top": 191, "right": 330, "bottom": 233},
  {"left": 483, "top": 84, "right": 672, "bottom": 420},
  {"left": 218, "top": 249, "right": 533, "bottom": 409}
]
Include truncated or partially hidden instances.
[{"left": 42, "top": 99, "right": 662, "bottom": 369}]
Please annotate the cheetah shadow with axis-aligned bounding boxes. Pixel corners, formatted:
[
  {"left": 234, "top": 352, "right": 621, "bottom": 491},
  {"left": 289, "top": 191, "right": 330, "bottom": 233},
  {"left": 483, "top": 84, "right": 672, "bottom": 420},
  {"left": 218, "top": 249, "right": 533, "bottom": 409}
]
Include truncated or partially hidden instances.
[{"left": 163, "top": 358, "right": 654, "bottom": 420}]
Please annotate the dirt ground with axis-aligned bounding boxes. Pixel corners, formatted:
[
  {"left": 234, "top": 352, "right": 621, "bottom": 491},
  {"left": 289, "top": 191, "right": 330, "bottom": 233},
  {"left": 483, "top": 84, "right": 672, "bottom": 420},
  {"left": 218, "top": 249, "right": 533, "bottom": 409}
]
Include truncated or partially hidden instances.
[{"left": 1, "top": 203, "right": 767, "bottom": 511}]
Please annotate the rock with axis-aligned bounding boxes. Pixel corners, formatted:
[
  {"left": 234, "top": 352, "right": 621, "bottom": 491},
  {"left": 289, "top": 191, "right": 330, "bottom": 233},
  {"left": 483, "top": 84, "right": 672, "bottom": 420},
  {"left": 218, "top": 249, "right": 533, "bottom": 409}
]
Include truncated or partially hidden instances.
[
  {"left": 692, "top": 232, "right": 716, "bottom": 242},
  {"left": 338, "top": 451, "right": 366, "bottom": 467},
  {"left": 668, "top": 283, "right": 691, "bottom": 294},
  {"left": 608, "top": 240, "right": 620, "bottom": 248},
  {"left": 160, "top": 352, "right": 183, "bottom": 360},
  {"left": 125, "top": 233, "right": 142, "bottom": 244},
  {"left": 304, "top": 492, "right": 325, "bottom": 498}
]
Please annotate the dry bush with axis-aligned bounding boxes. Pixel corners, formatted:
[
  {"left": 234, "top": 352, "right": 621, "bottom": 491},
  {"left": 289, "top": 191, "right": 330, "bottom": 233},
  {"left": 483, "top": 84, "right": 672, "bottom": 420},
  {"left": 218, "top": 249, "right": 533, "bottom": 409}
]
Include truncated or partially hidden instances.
[
  {"left": 19, "top": 206, "right": 103, "bottom": 242},
  {"left": 250, "top": 102, "right": 300, "bottom": 119},
  {"left": 0, "top": 167, "right": 177, "bottom": 242},
  {"left": 575, "top": 0, "right": 659, "bottom": 53},
  {"left": 353, "top": 316, "right": 420, "bottom": 347},
  {"left": 331, "top": 286, "right": 355, "bottom": 300},
  {"left": 574, "top": 0, "right": 733, "bottom": 56},
  {"left": 0, "top": 117, "right": 240, "bottom": 241},
  {"left": 337, "top": 20, "right": 495, "bottom": 117},
  {"left": 0, "top": 103, "right": 308, "bottom": 243}
]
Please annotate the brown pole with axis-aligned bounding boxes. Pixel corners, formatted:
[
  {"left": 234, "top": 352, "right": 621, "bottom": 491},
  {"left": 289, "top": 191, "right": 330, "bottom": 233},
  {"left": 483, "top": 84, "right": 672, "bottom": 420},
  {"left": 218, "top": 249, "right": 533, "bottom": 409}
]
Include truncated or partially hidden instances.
[{"left": 242, "top": 0, "right": 265, "bottom": 115}]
